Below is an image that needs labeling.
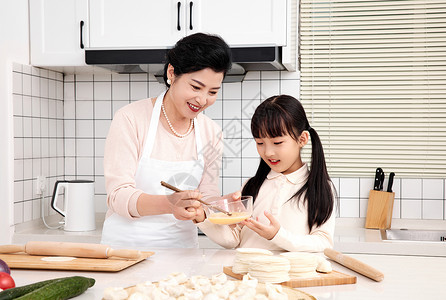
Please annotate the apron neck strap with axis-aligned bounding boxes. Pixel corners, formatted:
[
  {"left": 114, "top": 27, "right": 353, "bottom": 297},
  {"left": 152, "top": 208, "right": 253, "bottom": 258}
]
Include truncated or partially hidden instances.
[{"left": 144, "top": 91, "right": 203, "bottom": 161}]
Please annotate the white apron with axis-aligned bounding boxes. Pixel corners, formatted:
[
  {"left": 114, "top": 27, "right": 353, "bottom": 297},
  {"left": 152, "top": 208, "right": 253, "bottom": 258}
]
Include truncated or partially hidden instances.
[{"left": 101, "top": 91, "right": 204, "bottom": 249}]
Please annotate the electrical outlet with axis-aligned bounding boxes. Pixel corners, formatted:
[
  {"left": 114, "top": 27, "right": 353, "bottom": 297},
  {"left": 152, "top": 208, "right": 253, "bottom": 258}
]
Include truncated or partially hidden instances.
[{"left": 36, "top": 175, "right": 46, "bottom": 195}]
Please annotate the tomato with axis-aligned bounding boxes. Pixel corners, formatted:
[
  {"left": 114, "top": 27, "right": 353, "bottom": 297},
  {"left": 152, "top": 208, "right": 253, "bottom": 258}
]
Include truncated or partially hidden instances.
[{"left": 0, "top": 272, "right": 15, "bottom": 290}]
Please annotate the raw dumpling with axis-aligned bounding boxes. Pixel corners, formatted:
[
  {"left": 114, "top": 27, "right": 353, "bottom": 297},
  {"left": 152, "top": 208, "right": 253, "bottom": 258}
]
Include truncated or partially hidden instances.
[
  {"left": 211, "top": 272, "right": 228, "bottom": 285},
  {"left": 265, "top": 283, "right": 288, "bottom": 300},
  {"left": 134, "top": 281, "right": 156, "bottom": 295},
  {"left": 128, "top": 291, "right": 150, "bottom": 300},
  {"left": 103, "top": 287, "right": 128, "bottom": 300},
  {"left": 316, "top": 257, "right": 333, "bottom": 273}
]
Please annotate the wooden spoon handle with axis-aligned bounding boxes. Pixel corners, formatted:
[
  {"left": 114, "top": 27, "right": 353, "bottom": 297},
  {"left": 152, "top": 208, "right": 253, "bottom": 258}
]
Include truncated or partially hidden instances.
[{"left": 161, "top": 181, "right": 181, "bottom": 192}]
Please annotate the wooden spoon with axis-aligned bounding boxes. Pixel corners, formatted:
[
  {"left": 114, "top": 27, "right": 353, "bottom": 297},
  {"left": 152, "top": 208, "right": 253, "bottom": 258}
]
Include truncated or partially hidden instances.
[{"left": 160, "top": 181, "right": 232, "bottom": 216}]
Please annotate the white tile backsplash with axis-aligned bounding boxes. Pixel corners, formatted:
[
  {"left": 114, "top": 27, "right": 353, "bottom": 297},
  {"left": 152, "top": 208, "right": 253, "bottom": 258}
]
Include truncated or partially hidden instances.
[
  {"left": 280, "top": 79, "right": 300, "bottom": 99},
  {"left": 241, "top": 139, "right": 258, "bottom": 158},
  {"left": 23, "top": 74, "right": 32, "bottom": 96},
  {"left": 223, "top": 100, "right": 241, "bottom": 119},
  {"left": 76, "top": 82, "right": 93, "bottom": 100},
  {"left": 261, "top": 80, "right": 280, "bottom": 99},
  {"left": 94, "top": 81, "right": 112, "bottom": 101},
  {"left": 95, "top": 120, "right": 112, "bottom": 138},
  {"left": 359, "top": 178, "right": 374, "bottom": 198},
  {"left": 130, "top": 81, "right": 148, "bottom": 100},
  {"left": 94, "top": 101, "right": 112, "bottom": 120},
  {"left": 340, "top": 198, "right": 359, "bottom": 218},
  {"left": 241, "top": 158, "right": 259, "bottom": 178},
  {"left": 13, "top": 71, "right": 22, "bottom": 94},
  {"left": 64, "top": 82, "right": 75, "bottom": 100},
  {"left": 76, "top": 139, "right": 94, "bottom": 157},
  {"left": 401, "top": 199, "right": 422, "bottom": 219},
  {"left": 204, "top": 100, "right": 222, "bottom": 119},
  {"left": 261, "top": 71, "right": 280, "bottom": 80},
  {"left": 76, "top": 157, "right": 94, "bottom": 176},
  {"left": 76, "top": 120, "right": 94, "bottom": 138},
  {"left": 422, "top": 200, "right": 443, "bottom": 220},
  {"left": 402, "top": 179, "right": 422, "bottom": 199},
  {"left": 392, "top": 199, "right": 401, "bottom": 219},
  {"left": 339, "top": 178, "right": 360, "bottom": 198},
  {"left": 31, "top": 76, "right": 40, "bottom": 97},
  {"left": 222, "top": 82, "right": 241, "bottom": 99},
  {"left": 13, "top": 66, "right": 65, "bottom": 225},
  {"left": 12, "top": 63, "right": 446, "bottom": 225},
  {"left": 359, "top": 199, "right": 368, "bottom": 218},
  {"left": 222, "top": 157, "right": 241, "bottom": 177},
  {"left": 222, "top": 177, "right": 243, "bottom": 195},
  {"left": 241, "top": 81, "right": 261, "bottom": 100},
  {"left": 423, "top": 179, "right": 444, "bottom": 200},
  {"left": 112, "top": 81, "right": 130, "bottom": 100},
  {"left": 76, "top": 100, "right": 94, "bottom": 119},
  {"left": 22, "top": 96, "right": 32, "bottom": 117}
]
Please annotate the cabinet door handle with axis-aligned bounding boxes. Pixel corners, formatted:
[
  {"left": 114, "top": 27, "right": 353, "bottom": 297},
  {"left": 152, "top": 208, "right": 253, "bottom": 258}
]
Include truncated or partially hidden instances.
[
  {"left": 189, "top": 1, "right": 193, "bottom": 30},
  {"left": 80, "top": 20, "right": 84, "bottom": 49},
  {"left": 177, "top": 2, "right": 181, "bottom": 31}
]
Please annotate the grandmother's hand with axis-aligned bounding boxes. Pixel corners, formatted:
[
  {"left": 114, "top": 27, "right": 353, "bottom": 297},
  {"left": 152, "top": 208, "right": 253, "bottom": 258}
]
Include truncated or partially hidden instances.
[{"left": 167, "top": 190, "right": 202, "bottom": 220}]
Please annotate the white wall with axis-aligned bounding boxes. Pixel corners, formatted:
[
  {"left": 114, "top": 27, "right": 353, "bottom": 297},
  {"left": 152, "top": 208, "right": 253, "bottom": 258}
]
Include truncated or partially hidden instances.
[{"left": 0, "top": 0, "right": 30, "bottom": 243}]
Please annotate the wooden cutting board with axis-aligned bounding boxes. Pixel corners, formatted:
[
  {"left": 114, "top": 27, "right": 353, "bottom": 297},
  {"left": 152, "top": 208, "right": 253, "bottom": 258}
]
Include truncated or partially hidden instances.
[
  {"left": 223, "top": 266, "right": 356, "bottom": 288},
  {"left": 0, "top": 251, "right": 154, "bottom": 272}
]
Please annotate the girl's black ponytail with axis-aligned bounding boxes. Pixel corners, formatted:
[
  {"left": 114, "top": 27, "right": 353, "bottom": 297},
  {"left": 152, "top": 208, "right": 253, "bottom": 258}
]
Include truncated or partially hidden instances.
[{"left": 297, "top": 127, "right": 335, "bottom": 230}]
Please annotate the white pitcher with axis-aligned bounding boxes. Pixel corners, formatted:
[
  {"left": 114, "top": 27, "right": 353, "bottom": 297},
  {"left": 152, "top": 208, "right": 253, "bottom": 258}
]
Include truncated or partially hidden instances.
[{"left": 51, "top": 180, "right": 96, "bottom": 231}]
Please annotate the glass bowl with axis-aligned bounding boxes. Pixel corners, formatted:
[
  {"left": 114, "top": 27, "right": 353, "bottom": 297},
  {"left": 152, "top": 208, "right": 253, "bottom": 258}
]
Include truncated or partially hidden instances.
[{"left": 207, "top": 196, "right": 253, "bottom": 225}]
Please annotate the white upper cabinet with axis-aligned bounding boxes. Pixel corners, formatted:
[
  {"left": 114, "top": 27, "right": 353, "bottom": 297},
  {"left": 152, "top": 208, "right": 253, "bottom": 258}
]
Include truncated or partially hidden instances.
[
  {"left": 89, "top": 0, "right": 184, "bottom": 49},
  {"left": 30, "top": 0, "right": 88, "bottom": 66},
  {"left": 29, "top": 0, "right": 289, "bottom": 66},
  {"left": 188, "top": 0, "right": 287, "bottom": 47},
  {"left": 88, "top": 0, "right": 287, "bottom": 49}
]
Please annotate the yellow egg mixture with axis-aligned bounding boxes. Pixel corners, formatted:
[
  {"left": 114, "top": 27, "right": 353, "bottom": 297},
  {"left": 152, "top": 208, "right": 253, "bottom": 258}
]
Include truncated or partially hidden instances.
[{"left": 208, "top": 212, "right": 251, "bottom": 225}]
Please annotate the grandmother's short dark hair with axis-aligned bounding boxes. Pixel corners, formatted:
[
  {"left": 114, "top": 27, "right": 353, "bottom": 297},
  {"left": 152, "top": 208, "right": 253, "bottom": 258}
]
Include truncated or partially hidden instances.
[{"left": 163, "top": 33, "right": 232, "bottom": 86}]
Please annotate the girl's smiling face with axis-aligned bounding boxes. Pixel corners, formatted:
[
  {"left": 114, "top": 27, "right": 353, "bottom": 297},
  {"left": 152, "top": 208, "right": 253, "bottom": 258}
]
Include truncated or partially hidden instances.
[{"left": 255, "top": 132, "right": 308, "bottom": 175}]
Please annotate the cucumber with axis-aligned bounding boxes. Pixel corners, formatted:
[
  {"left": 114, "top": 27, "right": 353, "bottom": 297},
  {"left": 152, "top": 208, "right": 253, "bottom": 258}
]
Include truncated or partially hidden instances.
[
  {"left": 0, "top": 278, "right": 63, "bottom": 300},
  {"left": 14, "top": 276, "right": 95, "bottom": 300}
]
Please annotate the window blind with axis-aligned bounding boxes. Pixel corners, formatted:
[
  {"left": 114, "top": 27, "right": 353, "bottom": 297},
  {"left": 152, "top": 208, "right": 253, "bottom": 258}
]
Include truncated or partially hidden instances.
[{"left": 300, "top": 0, "right": 446, "bottom": 177}]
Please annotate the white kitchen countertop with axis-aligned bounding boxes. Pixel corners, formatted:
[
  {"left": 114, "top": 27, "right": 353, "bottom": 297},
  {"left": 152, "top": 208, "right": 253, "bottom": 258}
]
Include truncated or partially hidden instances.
[
  {"left": 9, "top": 216, "right": 446, "bottom": 298},
  {"left": 9, "top": 248, "right": 446, "bottom": 300},
  {"left": 13, "top": 215, "right": 446, "bottom": 257}
]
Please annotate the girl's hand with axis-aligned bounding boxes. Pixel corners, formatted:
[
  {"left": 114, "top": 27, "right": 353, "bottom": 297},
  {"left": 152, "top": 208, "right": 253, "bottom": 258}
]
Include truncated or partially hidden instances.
[
  {"left": 167, "top": 190, "right": 202, "bottom": 221},
  {"left": 242, "top": 211, "right": 281, "bottom": 240},
  {"left": 230, "top": 191, "right": 241, "bottom": 200}
]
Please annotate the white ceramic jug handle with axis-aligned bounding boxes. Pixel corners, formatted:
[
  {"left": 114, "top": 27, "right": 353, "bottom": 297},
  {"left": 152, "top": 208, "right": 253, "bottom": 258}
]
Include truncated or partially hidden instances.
[{"left": 51, "top": 180, "right": 68, "bottom": 217}]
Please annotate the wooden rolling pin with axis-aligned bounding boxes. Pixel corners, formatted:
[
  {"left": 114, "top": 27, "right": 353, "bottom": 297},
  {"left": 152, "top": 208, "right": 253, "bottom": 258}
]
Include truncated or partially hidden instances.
[
  {"left": 324, "top": 248, "right": 384, "bottom": 282},
  {"left": 0, "top": 241, "right": 142, "bottom": 260}
]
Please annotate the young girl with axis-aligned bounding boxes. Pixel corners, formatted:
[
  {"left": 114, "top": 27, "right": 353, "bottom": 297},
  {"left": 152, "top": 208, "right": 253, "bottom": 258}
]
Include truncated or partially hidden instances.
[{"left": 196, "top": 95, "right": 337, "bottom": 252}]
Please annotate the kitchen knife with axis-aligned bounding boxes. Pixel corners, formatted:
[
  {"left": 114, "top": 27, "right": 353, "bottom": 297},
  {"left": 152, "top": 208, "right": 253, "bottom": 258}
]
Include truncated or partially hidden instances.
[
  {"left": 324, "top": 248, "right": 384, "bottom": 282},
  {"left": 378, "top": 170, "right": 385, "bottom": 191},
  {"left": 387, "top": 172, "right": 395, "bottom": 192},
  {"left": 0, "top": 241, "right": 142, "bottom": 260},
  {"left": 373, "top": 168, "right": 383, "bottom": 190}
]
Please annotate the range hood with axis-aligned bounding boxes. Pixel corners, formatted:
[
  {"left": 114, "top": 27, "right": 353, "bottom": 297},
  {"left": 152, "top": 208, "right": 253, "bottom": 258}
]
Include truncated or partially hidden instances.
[{"left": 85, "top": 47, "right": 284, "bottom": 82}]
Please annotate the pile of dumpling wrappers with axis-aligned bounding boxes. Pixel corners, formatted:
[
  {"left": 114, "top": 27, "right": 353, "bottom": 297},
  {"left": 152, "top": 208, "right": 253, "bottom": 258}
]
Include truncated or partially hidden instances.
[{"left": 103, "top": 272, "right": 290, "bottom": 300}]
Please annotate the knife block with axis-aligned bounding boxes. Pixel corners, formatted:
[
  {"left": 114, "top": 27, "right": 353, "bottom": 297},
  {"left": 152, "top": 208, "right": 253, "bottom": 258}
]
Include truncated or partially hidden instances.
[{"left": 365, "top": 190, "right": 395, "bottom": 229}]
